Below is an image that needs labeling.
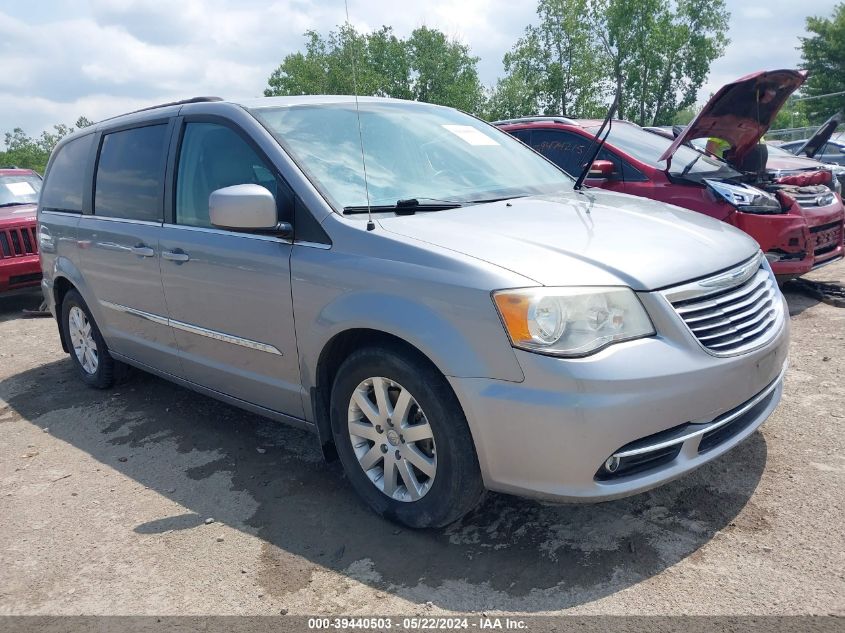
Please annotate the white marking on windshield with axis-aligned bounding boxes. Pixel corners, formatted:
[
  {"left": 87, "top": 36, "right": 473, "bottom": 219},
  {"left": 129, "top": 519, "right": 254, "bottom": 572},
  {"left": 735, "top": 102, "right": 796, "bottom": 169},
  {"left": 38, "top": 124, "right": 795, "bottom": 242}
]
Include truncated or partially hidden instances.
[{"left": 442, "top": 125, "right": 500, "bottom": 146}]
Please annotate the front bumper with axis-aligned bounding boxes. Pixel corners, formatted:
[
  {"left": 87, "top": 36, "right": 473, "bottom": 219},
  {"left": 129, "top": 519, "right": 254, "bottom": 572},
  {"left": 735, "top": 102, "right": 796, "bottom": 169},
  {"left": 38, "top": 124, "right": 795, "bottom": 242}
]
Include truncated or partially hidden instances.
[
  {"left": 729, "top": 210, "right": 814, "bottom": 277},
  {"left": 0, "top": 254, "right": 42, "bottom": 293},
  {"left": 449, "top": 294, "right": 789, "bottom": 503},
  {"left": 803, "top": 202, "right": 845, "bottom": 268}
]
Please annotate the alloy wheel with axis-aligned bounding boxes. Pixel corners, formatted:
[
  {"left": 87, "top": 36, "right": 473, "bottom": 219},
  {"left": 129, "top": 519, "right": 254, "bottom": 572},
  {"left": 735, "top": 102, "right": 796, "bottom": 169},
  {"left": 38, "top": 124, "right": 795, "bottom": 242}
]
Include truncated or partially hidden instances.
[
  {"left": 68, "top": 306, "right": 99, "bottom": 375},
  {"left": 347, "top": 377, "right": 437, "bottom": 502}
]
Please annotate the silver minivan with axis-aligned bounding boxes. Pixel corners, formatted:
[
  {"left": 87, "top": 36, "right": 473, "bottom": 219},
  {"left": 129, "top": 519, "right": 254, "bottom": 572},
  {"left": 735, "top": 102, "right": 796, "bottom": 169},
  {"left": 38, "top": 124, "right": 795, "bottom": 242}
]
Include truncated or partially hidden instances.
[{"left": 38, "top": 96, "right": 789, "bottom": 528}]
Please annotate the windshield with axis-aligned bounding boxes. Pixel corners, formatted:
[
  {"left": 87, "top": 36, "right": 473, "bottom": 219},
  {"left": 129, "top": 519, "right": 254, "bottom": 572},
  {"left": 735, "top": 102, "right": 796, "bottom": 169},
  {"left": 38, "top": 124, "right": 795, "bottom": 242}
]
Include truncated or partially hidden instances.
[
  {"left": 589, "top": 122, "right": 735, "bottom": 179},
  {"left": 250, "top": 101, "right": 572, "bottom": 210},
  {"left": 767, "top": 144, "right": 798, "bottom": 157},
  {"left": 0, "top": 174, "right": 42, "bottom": 207}
]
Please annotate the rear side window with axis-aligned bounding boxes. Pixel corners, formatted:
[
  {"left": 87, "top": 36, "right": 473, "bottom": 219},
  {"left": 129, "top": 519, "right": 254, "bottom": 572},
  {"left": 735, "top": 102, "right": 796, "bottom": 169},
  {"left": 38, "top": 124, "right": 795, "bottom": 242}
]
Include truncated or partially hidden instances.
[
  {"left": 41, "top": 134, "right": 94, "bottom": 213},
  {"left": 509, "top": 129, "right": 532, "bottom": 144},
  {"left": 531, "top": 129, "right": 591, "bottom": 176},
  {"left": 95, "top": 124, "right": 169, "bottom": 221},
  {"left": 531, "top": 129, "right": 624, "bottom": 179}
]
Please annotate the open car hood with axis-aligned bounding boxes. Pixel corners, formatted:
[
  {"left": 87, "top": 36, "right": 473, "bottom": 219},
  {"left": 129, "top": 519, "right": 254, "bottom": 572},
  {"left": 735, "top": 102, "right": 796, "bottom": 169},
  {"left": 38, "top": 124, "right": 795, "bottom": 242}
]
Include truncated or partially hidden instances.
[
  {"left": 659, "top": 69, "right": 807, "bottom": 164},
  {"left": 793, "top": 110, "right": 843, "bottom": 158}
]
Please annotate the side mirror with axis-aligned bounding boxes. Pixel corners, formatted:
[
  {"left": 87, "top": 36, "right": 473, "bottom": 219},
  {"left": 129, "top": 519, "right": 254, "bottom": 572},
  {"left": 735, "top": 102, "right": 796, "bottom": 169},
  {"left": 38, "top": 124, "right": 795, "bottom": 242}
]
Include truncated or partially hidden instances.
[
  {"left": 209, "top": 184, "right": 279, "bottom": 231},
  {"left": 588, "top": 159, "right": 615, "bottom": 179}
]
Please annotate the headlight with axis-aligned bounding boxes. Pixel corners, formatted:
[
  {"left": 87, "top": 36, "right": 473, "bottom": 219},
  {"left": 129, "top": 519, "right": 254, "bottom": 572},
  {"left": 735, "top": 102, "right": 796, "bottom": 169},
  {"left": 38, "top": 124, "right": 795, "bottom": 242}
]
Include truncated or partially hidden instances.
[
  {"left": 493, "top": 287, "right": 655, "bottom": 357},
  {"left": 704, "top": 179, "right": 782, "bottom": 214}
]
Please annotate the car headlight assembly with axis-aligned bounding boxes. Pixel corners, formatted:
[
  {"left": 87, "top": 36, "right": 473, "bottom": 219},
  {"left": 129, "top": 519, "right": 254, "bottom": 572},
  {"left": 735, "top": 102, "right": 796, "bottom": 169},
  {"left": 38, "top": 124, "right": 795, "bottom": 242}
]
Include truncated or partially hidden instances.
[
  {"left": 704, "top": 179, "right": 782, "bottom": 214},
  {"left": 493, "top": 287, "right": 655, "bottom": 357}
]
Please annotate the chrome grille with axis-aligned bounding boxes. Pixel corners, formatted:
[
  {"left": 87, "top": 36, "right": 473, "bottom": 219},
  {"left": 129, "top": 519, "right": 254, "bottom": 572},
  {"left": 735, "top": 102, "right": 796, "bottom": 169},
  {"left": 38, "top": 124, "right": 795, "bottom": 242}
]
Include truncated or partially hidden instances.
[{"left": 662, "top": 254, "right": 783, "bottom": 356}]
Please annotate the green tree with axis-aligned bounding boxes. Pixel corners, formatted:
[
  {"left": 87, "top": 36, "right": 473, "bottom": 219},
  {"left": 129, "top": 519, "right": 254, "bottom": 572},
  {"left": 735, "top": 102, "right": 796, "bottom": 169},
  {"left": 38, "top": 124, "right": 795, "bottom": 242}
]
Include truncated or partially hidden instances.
[
  {"left": 486, "top": 0, "right": 608, "bottom": 120},
  {"left": 596, "top": 0, "right": 729, "bottom": 125},
  {"left": 671, "top": 103, "right": 702, "bottom": 125},
  {"left": 799, "top": 3, "right": 845, "bottom": 122},
  {"left": 264, "top": 24, "right": 483, "bottom": 112},
  {"left": 406, "top": 27, "right": 484, "bottom": 113},
  {"left": 489, "top": 0, "right": 729, "bottom": 125},
  {"left": 0, "top": 117, "right": 93, "bottom": 174},
  {"left": 772, "top": 98, "right": 810, "bottom": 131}
]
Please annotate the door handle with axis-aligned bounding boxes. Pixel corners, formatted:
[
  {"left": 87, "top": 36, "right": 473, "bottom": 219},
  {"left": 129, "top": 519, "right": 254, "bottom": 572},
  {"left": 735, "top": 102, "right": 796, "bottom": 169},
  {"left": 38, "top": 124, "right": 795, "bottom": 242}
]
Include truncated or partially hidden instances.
[
  {"left": 162, "top": 250, "right": 190, "bottom": 263},
  {"left": 131, "top": 245, "right": 155, "bottom": 257}
]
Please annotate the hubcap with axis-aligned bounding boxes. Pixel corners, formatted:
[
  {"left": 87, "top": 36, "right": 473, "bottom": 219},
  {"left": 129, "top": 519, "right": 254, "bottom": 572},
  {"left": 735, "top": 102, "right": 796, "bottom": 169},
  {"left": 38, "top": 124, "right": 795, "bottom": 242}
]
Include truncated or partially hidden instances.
[
  {"left": 68, "top": 306, "right": 98, "bottom": 375},
  {"left": 347, "top": 377, "right": 437, "bottom": 502}
]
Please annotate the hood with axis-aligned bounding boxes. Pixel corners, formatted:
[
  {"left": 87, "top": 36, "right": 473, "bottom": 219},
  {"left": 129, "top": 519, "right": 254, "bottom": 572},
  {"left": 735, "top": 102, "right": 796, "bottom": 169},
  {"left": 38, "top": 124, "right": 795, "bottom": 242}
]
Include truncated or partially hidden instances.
[
  {"left": 378, "top": 190, "right": 759, "bottom": 291},
  {"left": 0, "top": 203, "right": 37, "bottom": 223},
  {"left": 793, "top": 110, "right": 843, "bottom": 159},
  {"left": 767, "top": 152, "right": 828, "bottom": 171},
  {"left": 660, "top": 69, "right": 807, "bottom": 164}
]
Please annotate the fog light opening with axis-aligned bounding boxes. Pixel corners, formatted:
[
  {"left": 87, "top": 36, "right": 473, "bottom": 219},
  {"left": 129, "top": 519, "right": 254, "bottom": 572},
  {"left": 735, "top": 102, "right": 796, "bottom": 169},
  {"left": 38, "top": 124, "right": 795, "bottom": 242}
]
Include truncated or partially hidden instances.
[{"left": 604, "top": 456, "right": 621, "bottom": 473}]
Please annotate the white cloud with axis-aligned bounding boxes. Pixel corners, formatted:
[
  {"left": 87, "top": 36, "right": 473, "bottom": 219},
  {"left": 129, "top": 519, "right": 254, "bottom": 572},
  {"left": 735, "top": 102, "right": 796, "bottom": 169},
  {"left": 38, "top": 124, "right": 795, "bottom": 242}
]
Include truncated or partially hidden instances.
[{"left": 0, "top": 0, "right": 841, "bottom": 135}]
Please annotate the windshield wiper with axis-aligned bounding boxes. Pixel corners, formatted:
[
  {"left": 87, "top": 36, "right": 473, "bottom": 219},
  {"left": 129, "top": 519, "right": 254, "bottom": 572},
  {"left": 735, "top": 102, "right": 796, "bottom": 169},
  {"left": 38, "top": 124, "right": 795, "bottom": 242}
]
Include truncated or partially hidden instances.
[
  {"left": 0, "top": 202, "right": 29, "bottom": 208},
  {"left": 678, "top": 151, "right": 702, "bottom": 178},
  {"left": 343, "top": 198, "right": 462, "bottom": 215},
  {"left": 573, "top": 77, "right": 622, "bottom": 190}
]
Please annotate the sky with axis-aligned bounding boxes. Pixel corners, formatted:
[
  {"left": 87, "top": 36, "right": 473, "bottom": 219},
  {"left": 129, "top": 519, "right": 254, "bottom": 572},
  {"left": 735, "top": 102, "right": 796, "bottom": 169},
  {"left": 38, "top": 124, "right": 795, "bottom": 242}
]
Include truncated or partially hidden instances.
[{"left": 0, "top": 0, "right": 840, "bottom": 136}]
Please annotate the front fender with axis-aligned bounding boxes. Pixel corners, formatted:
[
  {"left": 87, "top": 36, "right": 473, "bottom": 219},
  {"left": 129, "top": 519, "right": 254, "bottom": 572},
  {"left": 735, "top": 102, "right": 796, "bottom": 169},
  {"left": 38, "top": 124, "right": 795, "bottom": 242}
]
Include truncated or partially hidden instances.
[{"left": 303, "top": 290, "right": 525, "bottom": 387}]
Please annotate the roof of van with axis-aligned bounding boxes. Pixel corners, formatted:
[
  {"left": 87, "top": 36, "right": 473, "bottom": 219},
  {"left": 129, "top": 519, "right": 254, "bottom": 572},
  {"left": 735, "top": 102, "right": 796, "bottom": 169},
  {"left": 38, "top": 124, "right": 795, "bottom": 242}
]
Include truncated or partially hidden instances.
[
  {"left": 48, "top": 95, "right": 449, "bottom": 153},
  {"left": 98, "top": 94, "right": 438, "bottom": 123}
]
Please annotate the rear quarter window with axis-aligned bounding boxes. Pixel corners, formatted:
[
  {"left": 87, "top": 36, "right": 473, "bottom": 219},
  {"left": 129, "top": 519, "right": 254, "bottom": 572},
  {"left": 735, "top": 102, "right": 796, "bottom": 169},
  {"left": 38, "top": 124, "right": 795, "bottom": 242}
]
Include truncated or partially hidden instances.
[
  {"left": 40, "top": 134, "right": 95, "bottom": 213},
  {"left": 95, "top": 124, "right": 169, "bottom": 222}
]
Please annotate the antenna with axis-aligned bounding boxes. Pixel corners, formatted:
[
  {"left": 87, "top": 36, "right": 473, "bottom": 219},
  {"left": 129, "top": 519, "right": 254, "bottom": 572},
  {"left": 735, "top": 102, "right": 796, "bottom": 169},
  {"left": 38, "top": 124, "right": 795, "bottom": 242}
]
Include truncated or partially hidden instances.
[{"left": 344, "top": 0, "right": 375, "bottom": 231}]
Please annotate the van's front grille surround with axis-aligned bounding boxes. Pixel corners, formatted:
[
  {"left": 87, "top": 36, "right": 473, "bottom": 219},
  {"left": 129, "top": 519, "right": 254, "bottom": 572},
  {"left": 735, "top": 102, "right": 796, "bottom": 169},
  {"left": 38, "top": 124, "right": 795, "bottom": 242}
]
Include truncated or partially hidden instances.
[{"left": 660, "top": 253, "right": 783, "bottom": 357}]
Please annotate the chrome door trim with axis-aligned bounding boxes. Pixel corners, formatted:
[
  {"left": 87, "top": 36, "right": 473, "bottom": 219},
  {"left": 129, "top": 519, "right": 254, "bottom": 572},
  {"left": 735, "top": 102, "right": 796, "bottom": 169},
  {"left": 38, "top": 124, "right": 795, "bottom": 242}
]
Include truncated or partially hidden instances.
[
  {"left": 162, "top": 223, "right": 293, "bottom": 245},
  {"left": 168, "top": 318, "right": 283, "bottom": 355},
  {"left": 100, "top": 300, "right": 283, "bottom": 356},
  {"left": 294, "top": 240, "right": 332, "bottom": 250},
  {"left": 81, "top": 215, "right": 163, "bottom": 226},
  {"left": 100, "top": 300, "right": 169, "bottom": 326}
]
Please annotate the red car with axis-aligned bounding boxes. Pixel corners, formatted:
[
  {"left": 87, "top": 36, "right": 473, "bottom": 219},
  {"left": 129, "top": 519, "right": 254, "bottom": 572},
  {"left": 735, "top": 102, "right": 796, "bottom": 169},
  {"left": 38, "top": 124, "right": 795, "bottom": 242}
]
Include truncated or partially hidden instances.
[
  {"left": 0, "top": 169, "right": 42, "bottom": 294},
  {"left": 496, "top": 70, "right": 844, "bottom": 279}
]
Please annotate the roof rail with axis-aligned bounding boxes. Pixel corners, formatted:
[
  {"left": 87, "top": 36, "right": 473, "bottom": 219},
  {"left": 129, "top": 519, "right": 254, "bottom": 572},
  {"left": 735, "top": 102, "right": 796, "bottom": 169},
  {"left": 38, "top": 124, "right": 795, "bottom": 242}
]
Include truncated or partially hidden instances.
[
  {"left": 100, "top": 96, "right": 224, "bottom": 123},
  {"left": 492, "top": 115, "right": 577, "bottom": 126}
]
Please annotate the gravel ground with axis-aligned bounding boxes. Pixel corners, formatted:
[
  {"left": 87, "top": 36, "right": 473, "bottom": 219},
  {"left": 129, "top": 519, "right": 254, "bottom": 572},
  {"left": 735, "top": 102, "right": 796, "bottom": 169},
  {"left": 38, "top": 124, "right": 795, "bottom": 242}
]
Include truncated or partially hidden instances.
[{"left": 0, "top": 262, "right": 843, "bottom": 616}]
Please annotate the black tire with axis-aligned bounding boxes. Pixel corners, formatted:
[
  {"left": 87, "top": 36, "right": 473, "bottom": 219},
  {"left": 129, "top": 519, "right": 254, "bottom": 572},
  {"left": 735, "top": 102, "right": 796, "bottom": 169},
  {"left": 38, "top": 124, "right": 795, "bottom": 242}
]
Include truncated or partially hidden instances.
[
  {"left": 60, "top": 289, "right": 119, "bottom": 389},
  {"left": 330, "top": 345, "right": 485, "bottom": 528}
]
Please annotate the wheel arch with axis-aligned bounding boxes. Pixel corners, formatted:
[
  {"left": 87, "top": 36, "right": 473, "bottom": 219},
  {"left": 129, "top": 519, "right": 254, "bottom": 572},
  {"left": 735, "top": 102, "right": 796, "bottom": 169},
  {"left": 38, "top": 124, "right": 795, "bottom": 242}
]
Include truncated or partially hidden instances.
[
  {"left": 311, "top": 328, "right": 468, "bottom": 462},
  {"left": 53, "top": 276, "right": 76, "bottom": 353}
]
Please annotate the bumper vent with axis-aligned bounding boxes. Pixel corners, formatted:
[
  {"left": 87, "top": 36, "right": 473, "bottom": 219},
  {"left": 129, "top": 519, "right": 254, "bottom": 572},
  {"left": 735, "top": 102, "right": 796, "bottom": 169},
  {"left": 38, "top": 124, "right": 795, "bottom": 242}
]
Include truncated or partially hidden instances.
[
  {"left": 809, "top": 221, "right": 843, "bottom": 258},
  {"left": 0, "top": 225, "right": 39, "bottom": 259},
  {"left": 663, "top": 254, "right": 782, "bottom": 356}
]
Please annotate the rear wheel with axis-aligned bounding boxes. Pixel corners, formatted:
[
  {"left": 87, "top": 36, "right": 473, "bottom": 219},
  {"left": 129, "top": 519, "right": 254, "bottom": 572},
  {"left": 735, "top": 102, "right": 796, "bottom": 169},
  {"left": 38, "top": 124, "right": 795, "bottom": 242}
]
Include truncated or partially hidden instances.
[
  {"left": 330, "top": 346, "right": 484, "bottom": 528},
  {"left": 60, "top": 289, "right": 119, "bottom": 389}
]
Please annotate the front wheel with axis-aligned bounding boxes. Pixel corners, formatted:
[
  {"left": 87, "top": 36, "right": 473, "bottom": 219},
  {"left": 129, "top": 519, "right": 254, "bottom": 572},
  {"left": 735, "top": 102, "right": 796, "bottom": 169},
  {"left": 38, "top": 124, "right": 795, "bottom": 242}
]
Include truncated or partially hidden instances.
[
  {"left": 60, "top": 289, "right": 119, "bottom": 389},
  {"left": 330, "top": 346, "right": 484, "bottom": 528}
]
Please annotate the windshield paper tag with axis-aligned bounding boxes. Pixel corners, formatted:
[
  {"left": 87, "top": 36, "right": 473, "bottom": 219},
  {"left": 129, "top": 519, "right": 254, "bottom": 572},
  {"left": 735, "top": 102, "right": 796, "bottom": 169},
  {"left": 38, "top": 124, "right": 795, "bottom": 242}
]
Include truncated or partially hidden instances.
[
  {"left": 6, "top": 181, "right": 36, "bottom": 196},
  {"left": 442, "top": 125, "right": 500, "bottom": 146}
]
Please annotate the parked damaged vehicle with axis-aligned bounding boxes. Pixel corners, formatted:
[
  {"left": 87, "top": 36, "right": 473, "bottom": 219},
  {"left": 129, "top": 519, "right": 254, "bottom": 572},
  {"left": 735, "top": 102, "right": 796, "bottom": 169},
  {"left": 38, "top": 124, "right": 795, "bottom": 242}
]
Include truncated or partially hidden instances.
[
  {"left": 39, "top": 96, "right": 788, "bottom": 527},
  {"left": 780, "top": 111, "right": 845, "bottom": 170},
  {"left": 498, "top": 70, "right": 844, "bottom": 279},
  {"left": 0, "top": 168, "right": 42, "bottom": 294},
  {"left": 645, "top": 125, "right": 845, "bottom": 195}
]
